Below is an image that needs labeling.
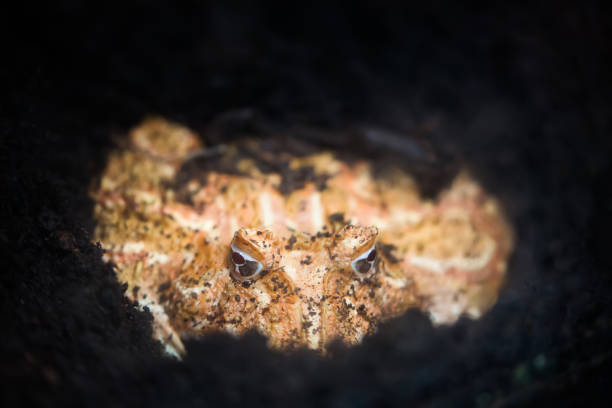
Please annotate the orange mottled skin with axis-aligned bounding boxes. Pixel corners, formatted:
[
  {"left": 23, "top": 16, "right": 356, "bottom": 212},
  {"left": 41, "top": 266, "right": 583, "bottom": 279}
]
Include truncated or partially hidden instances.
[{"left": 92, "top": 117, "right": 513, "bottom": 357}]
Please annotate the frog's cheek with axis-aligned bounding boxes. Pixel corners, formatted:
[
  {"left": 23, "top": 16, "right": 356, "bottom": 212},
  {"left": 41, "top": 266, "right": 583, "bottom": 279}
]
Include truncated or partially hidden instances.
[
  {"left": 250, "top": 270, "right": 302, "bottom": 349},
  {"left": 321, "top": 269, "right": 381, "bottom": 347}
]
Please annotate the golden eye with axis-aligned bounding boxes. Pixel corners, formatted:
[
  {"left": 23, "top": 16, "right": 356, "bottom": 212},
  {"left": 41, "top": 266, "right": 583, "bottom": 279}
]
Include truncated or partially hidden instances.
[
  {"left": 351, "top": 244, "right": 377, "bottom": 276},
  {"left": 229, "top": 244, "right": 263, "bottom": 281}
]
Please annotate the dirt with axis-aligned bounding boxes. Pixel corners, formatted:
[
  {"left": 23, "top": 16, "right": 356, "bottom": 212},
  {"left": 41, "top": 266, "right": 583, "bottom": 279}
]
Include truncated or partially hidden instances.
[{"left": 3, "top": 1, "right": 612, "bottom": 407}]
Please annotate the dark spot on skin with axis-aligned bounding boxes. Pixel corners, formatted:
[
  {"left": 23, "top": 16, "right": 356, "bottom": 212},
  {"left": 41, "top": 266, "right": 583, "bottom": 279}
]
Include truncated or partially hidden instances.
[
  {"left": 337, "top": 302, "right": 351, "bottom": 321},
  {"left": 195, "top": 203, "right": 206, "bottom": 214},
  {"left": 132, "top": 285, "right": 140, "bottom": 298},
  {"left": 379, "top": 243, "right": 399, "bottom": 264},
  {"left": 278, "top": 165, "right": 331, "bottom": 196},
  {"left": 316, "top": 231, "right": 331, "bottom": 238},
  {"left": 300, "top": 255, "right": 312, "bottom": 265},
  {"left": 157, "top": 280, "right": 171, "bottom": 292},
  {"left": 220, "top": 185, "right": 228, "bottom": 194},
  {"left": 328, "top": 212, "right": 345, "bottom": 224},
  {"left": 250, "top": 297, "right": 256, "bottom": 302},
  {"left": 257, "top": 230, "right": 262, "bottom": 235},
  {"left": 158, "top": 291, "right": 170, "bottom": 304},
  {"left": 235, "top": 295, "right": 240, "bottom": 302},
  {"left": 285, "top": 235, "right": 297, "bottom": 250},
  {"left": 191, "top": 293, "right": 198, "bottom": 299},
  {"left": 358, "top": 304, "right": 367, "bottom": 315}
]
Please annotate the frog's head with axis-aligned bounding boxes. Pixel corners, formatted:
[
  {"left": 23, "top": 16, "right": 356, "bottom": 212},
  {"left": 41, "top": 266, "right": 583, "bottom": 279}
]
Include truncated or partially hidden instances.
[{"left": 227, "top": 224, "right": 383, "bottom": 350}]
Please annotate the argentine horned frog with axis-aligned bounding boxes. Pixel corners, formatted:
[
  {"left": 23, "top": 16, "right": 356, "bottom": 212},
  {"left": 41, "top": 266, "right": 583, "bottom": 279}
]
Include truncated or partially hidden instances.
[{"left": 92, "top": 117, "right": 513, "bottom": 357}]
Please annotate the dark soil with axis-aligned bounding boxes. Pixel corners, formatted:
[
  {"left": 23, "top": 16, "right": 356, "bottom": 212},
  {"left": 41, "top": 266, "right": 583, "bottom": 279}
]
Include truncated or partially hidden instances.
[{"left": 3, "top": 1, "right": 612, "bottom": 407}]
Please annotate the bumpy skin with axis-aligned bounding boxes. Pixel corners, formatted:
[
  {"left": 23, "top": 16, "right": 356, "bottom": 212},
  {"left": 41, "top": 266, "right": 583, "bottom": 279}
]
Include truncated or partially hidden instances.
[{"left": 92, "top": 117, "right": 513, "bottom": 357}]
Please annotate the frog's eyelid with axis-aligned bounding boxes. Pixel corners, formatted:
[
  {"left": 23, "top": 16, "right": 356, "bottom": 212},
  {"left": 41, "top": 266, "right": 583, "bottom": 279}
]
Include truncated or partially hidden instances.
[
  {"left": 230, "top": 244, "right": 259, "bottom": 263},
  {"left": 352, "top": 243, "right": 376, "bottom": 263}
]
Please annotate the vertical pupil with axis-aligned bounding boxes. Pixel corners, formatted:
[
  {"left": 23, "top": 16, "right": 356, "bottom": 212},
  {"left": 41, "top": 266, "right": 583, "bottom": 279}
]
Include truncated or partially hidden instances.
[
  {"left": 367, "top": 249, "right": 377, "bottom": 262},
  {"left": 231, "top": 251, "right": 245, "bottom": 265}
]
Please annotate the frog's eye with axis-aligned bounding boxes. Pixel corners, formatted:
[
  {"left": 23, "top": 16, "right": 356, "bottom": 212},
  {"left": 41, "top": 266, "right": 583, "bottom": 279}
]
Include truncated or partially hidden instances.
[
  {"left": 351, "top": 244, "right": 377, "bottom": 276},
  {"left": 229, "top": 244, "right": 263, "bottom": 281}
]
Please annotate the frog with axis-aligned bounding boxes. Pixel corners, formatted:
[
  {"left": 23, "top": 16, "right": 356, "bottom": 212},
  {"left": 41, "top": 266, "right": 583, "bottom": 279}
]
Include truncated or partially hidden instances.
[{"left": 91, "top": 117, "right": 514, "bottom": 357}]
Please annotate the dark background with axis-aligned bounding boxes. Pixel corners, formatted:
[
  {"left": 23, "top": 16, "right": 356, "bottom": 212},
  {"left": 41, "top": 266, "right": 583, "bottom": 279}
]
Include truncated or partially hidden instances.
[{"left": 3, "top": 1, "right": 612, "bottom": 406}]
